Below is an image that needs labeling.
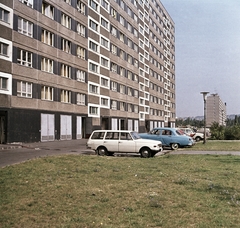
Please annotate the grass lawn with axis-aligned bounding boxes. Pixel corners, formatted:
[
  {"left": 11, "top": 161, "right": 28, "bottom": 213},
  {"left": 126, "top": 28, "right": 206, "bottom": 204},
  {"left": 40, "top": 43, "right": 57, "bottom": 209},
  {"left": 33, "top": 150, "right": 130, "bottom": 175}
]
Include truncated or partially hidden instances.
[
  {"left": 188, "top": 140, "right": 240, "bottom": 151},
  {"left": 1, "top": 153, "right": 240, "bottom": 227}
]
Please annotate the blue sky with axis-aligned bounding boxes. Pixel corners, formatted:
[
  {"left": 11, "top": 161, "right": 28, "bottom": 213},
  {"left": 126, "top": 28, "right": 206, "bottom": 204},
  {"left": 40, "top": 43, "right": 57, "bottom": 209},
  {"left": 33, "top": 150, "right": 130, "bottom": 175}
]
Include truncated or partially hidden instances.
[{"left": 160, "top": 0, "right": 240, "bottom": 117}]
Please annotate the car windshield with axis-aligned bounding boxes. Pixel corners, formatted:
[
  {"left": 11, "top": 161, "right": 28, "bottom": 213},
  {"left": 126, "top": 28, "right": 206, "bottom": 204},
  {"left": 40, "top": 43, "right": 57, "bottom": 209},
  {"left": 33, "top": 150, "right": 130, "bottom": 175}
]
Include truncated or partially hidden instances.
[
  {"left": 176, "top": 130, "right": 184, "bottom": 135},
  {"left": 149, "top": 129, "right": 158, "bottom": 134},
  {"left": 130, "top": 132, "right": 141, "bottom": 140}
]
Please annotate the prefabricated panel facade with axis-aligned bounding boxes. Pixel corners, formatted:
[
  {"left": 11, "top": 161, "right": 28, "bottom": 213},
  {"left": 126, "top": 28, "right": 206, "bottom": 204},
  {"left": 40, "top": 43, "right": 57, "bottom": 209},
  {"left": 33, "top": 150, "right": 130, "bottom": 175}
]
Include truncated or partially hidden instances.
[{"left": 0, "top": 0, "right": 175, "bottom": 143}]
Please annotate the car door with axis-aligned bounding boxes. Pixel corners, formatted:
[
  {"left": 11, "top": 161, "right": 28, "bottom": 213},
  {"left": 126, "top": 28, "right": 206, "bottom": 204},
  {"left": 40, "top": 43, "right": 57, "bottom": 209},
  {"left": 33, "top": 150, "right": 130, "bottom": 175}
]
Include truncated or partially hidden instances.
[
  {"left": 118, "top": 132, "right": 136, "bottom": 153},
  {"left": 159, "top": 129, "right": 174, "bottom": 146},
  {"left": 103, "top": 132, "right": 119, "bottom": 152}
]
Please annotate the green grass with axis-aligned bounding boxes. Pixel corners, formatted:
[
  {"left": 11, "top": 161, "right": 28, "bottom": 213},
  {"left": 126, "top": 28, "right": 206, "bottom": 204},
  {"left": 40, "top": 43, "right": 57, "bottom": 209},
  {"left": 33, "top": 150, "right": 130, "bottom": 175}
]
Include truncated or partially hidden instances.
[
  {"left": 1, "top": 154, "right": 240, "bottom": 227},
  {"left": 188, "top": 140, "right": 240, "bottom": 151}
]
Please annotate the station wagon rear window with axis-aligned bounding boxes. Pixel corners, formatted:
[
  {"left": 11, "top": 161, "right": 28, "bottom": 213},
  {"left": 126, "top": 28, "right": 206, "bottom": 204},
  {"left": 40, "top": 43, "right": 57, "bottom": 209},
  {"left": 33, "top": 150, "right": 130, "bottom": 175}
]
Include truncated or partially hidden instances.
[{"left": 91, "top": 131, "right": 105, "bottom": 139}]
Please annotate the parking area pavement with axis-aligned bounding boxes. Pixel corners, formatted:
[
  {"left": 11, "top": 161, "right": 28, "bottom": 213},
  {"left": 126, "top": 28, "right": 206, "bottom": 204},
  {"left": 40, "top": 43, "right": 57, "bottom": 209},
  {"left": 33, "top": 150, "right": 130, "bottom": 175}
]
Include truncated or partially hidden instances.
[{"left": 1, "top": 139, "right": 240, "bottom": 168}]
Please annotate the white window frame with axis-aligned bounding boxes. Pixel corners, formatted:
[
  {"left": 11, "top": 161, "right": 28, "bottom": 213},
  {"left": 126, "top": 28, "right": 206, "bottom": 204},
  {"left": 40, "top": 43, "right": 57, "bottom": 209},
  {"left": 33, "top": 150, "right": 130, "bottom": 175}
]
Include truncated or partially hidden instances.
[
  {"left": 41, "top": 57, "right": 53, "bottom": 73},
  {"left": 61, "top": 90, "right": 71, "bottom": 103},
  {"left": 88, "top": 104, "right": 99, "bottom": 117},
  {"left": 0, "top": 38, "right": 12, "bottom": 62},
  {"left": 17, "top": 49, "right": 32, "bottom": 67},
  {"left": 77, "top": 0, "right": 85, "bottom": 14},
  {"left": 77, "top": 93, "right": 85, "bottom": 105},
  {"left": 0, "top": 4, "right": 13, "bottom": 28},
  {"left": 61, "top": 13, "right": 71, "bottom": 29},
  {"left": 100, "top": 76, "right": 109, "bottom": 88},
  {"left": 18, "top": 17, "right": 33, "bottom": 37},
  {"left": 0, "top": 72, "right": 12, "bottom": 95},
  {"left": 17, "top": 81, "right": 32, "bottom": 98},
  {"left": 41, "top": 86, "right": 53, "bottom": 101},
  {"left": 61, "top": 64, "right": 71, "bottom": 78},
  {"left": 42, "top": 2, "right": 54, "bottom": 19},
  {"left": 77, "top": 23, "right": 85, "bottom": 37},
  {"left": 19, "top": 0, "right": 33, "bottom": 7},
  {"left": 41, "top": 29, "right": 54, "bottom": 46},
  {"left": 76, "top": 70, "right": 85, "bottom": 82},
  {"left": 89, "top": 83, "right": 99, "bottom": 94}
]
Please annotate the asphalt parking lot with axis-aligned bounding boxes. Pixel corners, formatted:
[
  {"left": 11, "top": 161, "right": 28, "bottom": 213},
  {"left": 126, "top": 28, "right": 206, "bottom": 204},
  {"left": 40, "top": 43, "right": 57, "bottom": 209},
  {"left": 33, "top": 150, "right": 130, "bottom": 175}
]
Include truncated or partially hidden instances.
[{"left": 1, "top": 139, "right": 240, "bottom": 168}]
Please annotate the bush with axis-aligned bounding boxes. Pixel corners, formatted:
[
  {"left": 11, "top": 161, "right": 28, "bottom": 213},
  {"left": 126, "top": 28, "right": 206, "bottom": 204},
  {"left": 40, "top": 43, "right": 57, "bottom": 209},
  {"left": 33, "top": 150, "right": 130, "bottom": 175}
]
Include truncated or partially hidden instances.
[{"left": 224, "top": 125, "right": 240, "bottom": 140}]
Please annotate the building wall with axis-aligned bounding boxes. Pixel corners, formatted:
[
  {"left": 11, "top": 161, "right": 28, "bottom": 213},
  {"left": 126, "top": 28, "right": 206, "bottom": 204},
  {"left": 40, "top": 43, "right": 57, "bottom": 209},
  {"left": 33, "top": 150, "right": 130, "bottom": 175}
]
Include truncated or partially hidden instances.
[
  {"left": 0, "top": 0, "right": 175, "bottom": 143},
  {"left": 206, "top": 94, "right": 227, "bottom": 127}
]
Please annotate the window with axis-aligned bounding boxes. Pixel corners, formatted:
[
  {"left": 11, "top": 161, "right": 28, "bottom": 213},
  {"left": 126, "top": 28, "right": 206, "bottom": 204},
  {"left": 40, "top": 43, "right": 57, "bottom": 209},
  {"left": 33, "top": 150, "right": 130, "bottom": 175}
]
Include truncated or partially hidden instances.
[
  {"left": 89, "top": 19, "right": 98, "bottom": 31},
  {"left": 111, "top": 63, "right": 117, "bottom": 72},
  {"left": 111, "top": 81, "right": 117, "bottom": 91},
  {"left": 41, "top": 86, "right": 53, "bottom": 101},
  {"left": 61, "top": 13, "right": 71, "bottom": 29},
  {"left": 17, "top": 49, "right": 32, "bottom": 67},
  {"left": 76, "top": 70, "right": 85, "bottom": 82},
  {"left": 41, "top": 57, "right": 53, "bottom": 73},
  {"left": 89, "top": 40, "right": 98, "bottom": 52},
  {"left": 41, "top": 29, "right": 54, "bottom": 46},
  {"left": 127, "top": 55, "right": 132, "bottom": 64},
  {"left": 120, "top": 50, "right": 125, "bottom": 59},
  {"left": 101, "top": 0, "right": 109, "bottom": 10},
  {"left": 119, "top": 32, "right": 124, "bottom": 42},
  {"left": 120, "top": 0, "right": 124, "bottom": 9},
  {"left": 61, "top": 90, "right": 71, "bottom": 103},
  {"left": 128, "top": 104, "right": 132, "bottom": 112},
  {"left": 0, "top": 76, "right": 7, "bottom": 90},
  {"left": 120, "top": 102, "right": 125, "bottom": 111},
  {"left": 18, "top": 17, "right": 33, "bottom": 37},
  {"left": 101, "top": 37, "right": 109, "bottom": 48},
  {"left": 0, "top": 42, "right": 8, "bottom": 56},
  {"left": 89, "top": 62, "right": 98, "bottom": 73},
  {"left": 101, "top": 57, "right": 109, "bottom": 68},
  {"left": 61, "top": 38, "right": 71, "bottom": 53},
  {"left": 0, "top": 7, "right": 9, "bottom": 23},
  {"left": 127, "top": 22, "right": 132, "bottom": 32},
  {"left": 89, "top": 84, "right": 98, "bottom": 94},
  {"left": 89, "top": 106, "right": 98, "bottom": 115},
  {"left": 42, "top": 2, "right": 54, "bottom": 19},
  {"left": 120, "top": 67, "right": 125, "bottom": 77},
  {"left": 64, "top": 0, "right": 71, "bottom": 5},
  {"left": 101, "top": 77, "right": 109, "bottom": 87},
  {"left": 90, "top": 0, "right": 98, "bottom": 11},
  {"left": 111, "top": 100, "right": 117, "bottom": 110},
  {"left": 120, "top": 15, "right": 124, "bottom": 26},
  {"left": 77, "top": 23, "right": 85, "bottom": 37},
  {"left": 101, "top": 97, "right": 108, "bottom": 106},
  {"left": 120, "top": 84, "right": 125, "bottom": 94},
  {"left": 101, "top": 18, "right": 108, "bottom": 29},
  {"left": 127, "top": 38, "right": 132, "bottom": 48},
  {"left": 111, "top": 26, "right": 117, "bottom": 36},
  {"left": 17, "top": 81, "right": 32, "bottom": 98},
  {"left": 61, "top": 64, "right": 71, "bottom": 78},
  {"left": 77, "top": 46, "right": 85, "bottom": 59},
  {"left": 19, "top": 0, "right": 33, "bottom": 7},
  {"left": 77, "top": 93, "right": 85, "bottom": 105},
  {"left": 111, "top": 44, "right": 117, "bottom": 54},
  {"left": 77, "top": 0, "right": 85, "bottom": 14},
  {"left": 111, "top": 8, "right": 117, "bottom": 18}
]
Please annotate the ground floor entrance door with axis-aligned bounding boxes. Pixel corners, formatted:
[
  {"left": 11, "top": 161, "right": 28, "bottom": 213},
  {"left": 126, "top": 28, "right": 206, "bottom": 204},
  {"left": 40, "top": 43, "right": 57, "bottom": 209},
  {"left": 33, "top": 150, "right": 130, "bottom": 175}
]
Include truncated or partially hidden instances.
[
  {"left": 41, "top": 114, "right": 55, "bottom": 142},
  {"left": 76, "top": 116, "right": 82, "bottom": 139},
  {"left": 0, "top": 115, "right": 6, "bottom": 144},
  {"left": 60, "top": 115, "right": 72, "bottom": 140}
]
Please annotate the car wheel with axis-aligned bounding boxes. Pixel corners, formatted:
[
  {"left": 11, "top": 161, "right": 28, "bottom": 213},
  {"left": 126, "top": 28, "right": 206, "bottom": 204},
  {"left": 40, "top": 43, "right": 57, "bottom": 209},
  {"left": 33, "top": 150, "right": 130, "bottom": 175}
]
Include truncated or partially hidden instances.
[
  {"left": 195, "top": 136, "right": 201, "bottom": 142},
  {"left": 97, "top": 147, "right": 108, "bottom": 156},
  {"left": 140, "top": 147, "right": 152, "bottom": 158},
  {"left": 171, "top": 143, "right": 179, "bottom": 150}
]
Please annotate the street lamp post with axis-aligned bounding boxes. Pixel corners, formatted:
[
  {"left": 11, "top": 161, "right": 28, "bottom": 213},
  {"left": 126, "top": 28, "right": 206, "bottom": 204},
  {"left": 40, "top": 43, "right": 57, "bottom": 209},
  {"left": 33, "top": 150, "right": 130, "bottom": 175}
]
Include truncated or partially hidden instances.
[{"left": 201, "top": 92, "right": 209, "bottom": 144}]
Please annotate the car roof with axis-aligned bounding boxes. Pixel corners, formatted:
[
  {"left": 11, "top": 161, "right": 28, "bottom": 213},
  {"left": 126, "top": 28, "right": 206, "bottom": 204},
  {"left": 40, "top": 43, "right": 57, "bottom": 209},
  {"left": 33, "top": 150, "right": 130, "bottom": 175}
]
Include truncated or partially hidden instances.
[
  {"left": 153, "top": 127, "right": 177, "bottom": 130},
  {"left": 92, "top": 130, "right": 135, "bottom": 133}
]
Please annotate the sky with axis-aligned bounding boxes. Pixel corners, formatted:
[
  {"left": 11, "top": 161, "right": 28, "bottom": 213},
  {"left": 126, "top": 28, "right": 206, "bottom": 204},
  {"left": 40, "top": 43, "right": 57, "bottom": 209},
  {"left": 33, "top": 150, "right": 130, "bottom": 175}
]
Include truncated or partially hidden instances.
[{"left": 160, "top": 0, "right": 240, "bottom": 117}]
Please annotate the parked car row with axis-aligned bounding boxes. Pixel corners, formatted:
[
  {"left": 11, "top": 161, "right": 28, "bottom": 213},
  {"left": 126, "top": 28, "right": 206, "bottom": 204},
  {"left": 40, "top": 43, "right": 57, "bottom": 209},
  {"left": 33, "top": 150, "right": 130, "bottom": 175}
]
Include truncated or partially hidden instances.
[
  {"left": 86, "top": 127, "right": 195, "bottom": 158},
  {"left": 177, "top": 127, "right": 204, "bottom": 141}
]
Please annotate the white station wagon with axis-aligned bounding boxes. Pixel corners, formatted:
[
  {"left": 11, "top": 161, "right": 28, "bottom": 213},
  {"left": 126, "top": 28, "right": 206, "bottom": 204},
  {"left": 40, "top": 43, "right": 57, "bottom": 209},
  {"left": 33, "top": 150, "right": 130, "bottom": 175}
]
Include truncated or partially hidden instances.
[{"left": 86, "top": 130, "right": 163, "bottom": 158}]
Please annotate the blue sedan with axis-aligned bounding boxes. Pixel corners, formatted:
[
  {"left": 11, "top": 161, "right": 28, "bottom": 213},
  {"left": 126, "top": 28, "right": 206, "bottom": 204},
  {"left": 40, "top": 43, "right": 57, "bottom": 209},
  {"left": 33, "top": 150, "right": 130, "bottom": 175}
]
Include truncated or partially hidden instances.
[{"left": 139, "top": 127, "right": 194, "bottom": 150}]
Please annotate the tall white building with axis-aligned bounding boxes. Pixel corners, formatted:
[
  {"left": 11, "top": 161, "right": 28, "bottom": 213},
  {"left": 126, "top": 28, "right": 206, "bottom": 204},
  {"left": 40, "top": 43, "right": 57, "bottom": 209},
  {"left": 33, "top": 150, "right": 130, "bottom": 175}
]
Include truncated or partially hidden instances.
[
  {"left": 0, "top": 0, "right": 175, "bottom": 143},
  {"left": 206, "top": 94, "right": 227, "bottom": 127}
]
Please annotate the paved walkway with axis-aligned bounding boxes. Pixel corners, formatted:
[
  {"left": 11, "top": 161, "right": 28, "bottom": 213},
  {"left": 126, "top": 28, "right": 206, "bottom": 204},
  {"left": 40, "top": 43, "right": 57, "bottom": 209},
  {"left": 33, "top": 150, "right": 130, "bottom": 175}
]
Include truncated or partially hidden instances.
[{"left": 1, "top": 139, "right": 240, "bottom": 168}]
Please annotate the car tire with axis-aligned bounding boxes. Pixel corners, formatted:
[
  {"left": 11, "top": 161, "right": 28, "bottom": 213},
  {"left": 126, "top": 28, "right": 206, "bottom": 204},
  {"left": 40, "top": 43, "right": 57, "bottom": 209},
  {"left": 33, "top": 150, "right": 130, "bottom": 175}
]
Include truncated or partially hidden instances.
[
  {"left": 140, "top": 147, "right": 152, "bottom": 158},
  {"left": 97, "top": 147, "right": 108, "bottom": 156},
  {"left": 195, "top": 136, "right": 201, "bottom": 142},
  {"left": 171, "top": 143, "right": 179, "bottom": 150}
]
